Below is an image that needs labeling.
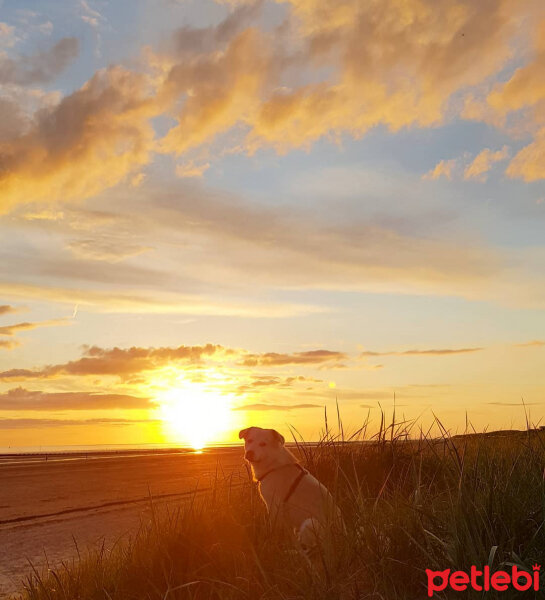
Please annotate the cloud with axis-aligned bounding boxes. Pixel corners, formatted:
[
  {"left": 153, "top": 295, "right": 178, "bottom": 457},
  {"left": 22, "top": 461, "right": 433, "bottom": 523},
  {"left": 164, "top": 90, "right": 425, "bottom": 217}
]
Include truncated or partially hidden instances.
[
  {"left": 0, "top": 22, "right": 16, "bottom": 48},
  {"left": 0, "top": 65, "right": 158, "bottom": 213},
  {"left": 464, "top": 22, "right": 545, "bottom": 181},
  {"left": 235, "top": 374, "right": 324, "bottom": 394},
  {"left": 0, "top": 280, "right": 324, "bottom": 317},
  {"left": 0, "top": 343, "right": 349, "bottom": 382},
  {"left": 0, "top": 37, "right": 79, "bottom": 85},
  {"left": 0, "top": 343, "right": 229, "bottom": 381},
  {"left": 424, "top": 147, "right": 509, "bottom": 183},
  {"left": 66, "top": 239, "right": 153, "bottom": 262},
  {"left": 240, "top": 349, "right": 347, "bottom": 367},
  {"left": 515, "top": 340, "right": 545, "bottom": 347},
  {"left": 3, "top": 172, "right": 539, "bottom": 311},
  {"left": 506, "top": 128, "right": 545, "bottom": 182},
  {"left": 232, "top": 402, "right": 322, "bottom": 411},
  {"left": 464, "top": 146, "right": 510, "bottom": 181},
  {"left": 0, "top": 305, "right": 20, "bottom": 316},
  {"left": 0, "top": 318, "right": 71, "bottom": 336},
  {"left": 360, "top": 347, "right": 483, "bottom": 357},
  {"left": 0, "top": 339, "right": 19, "bottom": 350},
  {"left": 175, "top": 161, "right": 210, "bottom": 178},
  {"left": 1, "top": 4, "right": 545, "bottom": 315},
  {"left": 3, "top": 171, "right": 545, "bottom": 311},
  {"left": 0, "top": 417, "right": 158, "bottom": 429},
  {"left": 3, "top": 0, "right": 538, "bottom": 214},
  {"left": 0, "top": 387, "right": 152, "bottom": 410},
  {"left": 80, "top": 0, "right": 103, "bottom": 28},
  {"left": 423, "top": 159, "right": 458, "bottom": 181},
  {"left": 246, "top": 0, "right": 520, "bottom": 152}
]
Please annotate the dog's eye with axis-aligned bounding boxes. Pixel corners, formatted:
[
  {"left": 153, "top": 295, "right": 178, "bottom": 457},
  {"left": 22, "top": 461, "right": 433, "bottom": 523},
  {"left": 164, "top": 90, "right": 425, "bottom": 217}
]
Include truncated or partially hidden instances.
[{"left": 259, "top": 442, "right": 266, "bottom": 447}]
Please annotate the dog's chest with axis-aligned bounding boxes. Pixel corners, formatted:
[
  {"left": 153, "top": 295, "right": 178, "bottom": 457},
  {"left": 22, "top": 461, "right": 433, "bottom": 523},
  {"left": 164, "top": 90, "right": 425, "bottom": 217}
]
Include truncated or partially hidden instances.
[{"left": 259, "top": 471, "right": 328, "bottom": 528}]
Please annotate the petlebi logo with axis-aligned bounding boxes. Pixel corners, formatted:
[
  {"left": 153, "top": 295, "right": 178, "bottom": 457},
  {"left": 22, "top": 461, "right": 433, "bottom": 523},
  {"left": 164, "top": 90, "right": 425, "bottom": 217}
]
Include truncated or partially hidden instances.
[{"left": 426, "top": 564, "right": 541, "bottom": 596}]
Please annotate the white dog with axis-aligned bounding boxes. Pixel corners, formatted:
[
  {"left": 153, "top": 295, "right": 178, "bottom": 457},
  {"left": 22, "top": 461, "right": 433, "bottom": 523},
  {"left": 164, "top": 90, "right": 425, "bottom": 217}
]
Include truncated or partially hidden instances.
[{"left": 239, "top": 426, "right": 342, "bottom": 552}]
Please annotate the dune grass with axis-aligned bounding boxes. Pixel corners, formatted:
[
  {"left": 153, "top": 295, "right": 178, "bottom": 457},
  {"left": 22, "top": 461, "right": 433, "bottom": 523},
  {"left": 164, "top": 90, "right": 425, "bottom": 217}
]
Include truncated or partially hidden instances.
[{"left": 15, "top": 413, "right": 545, "bottom": 599}]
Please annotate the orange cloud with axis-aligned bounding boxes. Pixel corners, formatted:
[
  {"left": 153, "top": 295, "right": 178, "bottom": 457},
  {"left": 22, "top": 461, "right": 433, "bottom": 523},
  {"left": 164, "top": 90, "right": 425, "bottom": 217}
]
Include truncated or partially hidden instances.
[
  {"left": 235, "top": 374, "right": 324, "bottom": 394},
  {"left": 360, "top": 347, "right": 483, "bottom": 357},
  {"left": 0, "top": 65, "right": 158, "bottom": 213},
  {"left": 175, "top": 161, "right": 211, "bottom": 178},
  {"left": 506, "top": 128, "right": 545, "bottom": 182},
  {"left": 0, "top": 281, "right": 322, "bottom": 317},
  {"left": 0, "top": 417, "right": 158, "bottom": 429},
  {"left": 1, "top": 0, "right": 544, "bottom": 213},
  {"left": 464, "top": 146, "right": 510, "bottom": 181},
  {"left": 240, "top": 349, "right": 347, "bottom": 367},
  {"left": 476, "top": 21, "right": 545, "bottom": 180},
  {"left": 0, "top": 339, "right": 18, "bottom": 351},
  {"left": 232, "top": 403, "right": 322, "bottom": 411},
  {"left": 246, "top": 0, "right": 521, "bottom": 151},
  {"left": 423, "top": 158, "right": 458, "bottom": 181},
  {"left": 158, "top": 28, "right": 270, "bottom": 156},
  {"left": 0, "top": 387, "right": 152, "bottom": 410},
  {"left": 0, "top": 343, "right": 227, "bottom": 381},
  {"left": 66, "top": 239, "right": 153, "bottom": 262},
  {"left": 0, "top": 318, "right": 71, "bottom": 336}
]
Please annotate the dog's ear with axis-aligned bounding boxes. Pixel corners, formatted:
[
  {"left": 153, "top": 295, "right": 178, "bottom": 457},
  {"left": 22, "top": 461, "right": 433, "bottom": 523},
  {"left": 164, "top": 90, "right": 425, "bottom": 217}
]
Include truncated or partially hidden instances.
[
  {"left": 239, "top": 427, "right": 252, "bottom": 440},
  {"left": 270, "top": 429, "right": 285, "bottom": 446}
]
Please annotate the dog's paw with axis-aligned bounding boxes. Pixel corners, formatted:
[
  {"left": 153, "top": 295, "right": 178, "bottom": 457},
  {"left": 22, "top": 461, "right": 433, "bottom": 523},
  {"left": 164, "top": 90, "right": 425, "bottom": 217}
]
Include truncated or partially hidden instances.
[{"left": 297, "top": 517, "right": 324, "bottom": 554}]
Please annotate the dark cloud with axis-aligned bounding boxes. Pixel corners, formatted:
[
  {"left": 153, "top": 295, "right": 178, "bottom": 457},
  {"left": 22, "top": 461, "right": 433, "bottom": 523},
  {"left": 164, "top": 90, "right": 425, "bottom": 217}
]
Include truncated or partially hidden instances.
[
  {"left": 0, "top": 37, "right": 79, "bottom": 85},
  {"left": 169, "top": 1, "right": 263, "bottom": 56},
  {"left": 0, "top": 387, "right": 152, "bottom": 410}
]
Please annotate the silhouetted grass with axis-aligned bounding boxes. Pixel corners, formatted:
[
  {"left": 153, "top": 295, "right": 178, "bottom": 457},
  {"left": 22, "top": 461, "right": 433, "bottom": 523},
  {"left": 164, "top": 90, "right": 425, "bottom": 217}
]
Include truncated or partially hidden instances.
[{"left": 14, "top": 412, "right": 545, "bottom": 599}]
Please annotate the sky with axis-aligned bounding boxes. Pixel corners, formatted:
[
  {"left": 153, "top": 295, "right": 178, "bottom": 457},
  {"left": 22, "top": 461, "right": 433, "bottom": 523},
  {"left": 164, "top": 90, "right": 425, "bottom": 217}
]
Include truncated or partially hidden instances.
[{"left": 1, "top": 0, "right": 545, "bottom": 449}]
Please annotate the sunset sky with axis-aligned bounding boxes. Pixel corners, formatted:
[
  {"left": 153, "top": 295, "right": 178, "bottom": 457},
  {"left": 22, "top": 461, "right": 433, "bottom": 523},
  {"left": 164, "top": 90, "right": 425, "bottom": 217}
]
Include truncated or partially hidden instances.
[{"left": 1, "top": 0, "right": 545, "bottom": 449}]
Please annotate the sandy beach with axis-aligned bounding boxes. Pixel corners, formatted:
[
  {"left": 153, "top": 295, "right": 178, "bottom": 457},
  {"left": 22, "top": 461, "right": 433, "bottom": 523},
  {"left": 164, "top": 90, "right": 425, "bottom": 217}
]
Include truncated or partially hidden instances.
[{"left": 0, "top": 448, "right": 245, "bottom": 598}]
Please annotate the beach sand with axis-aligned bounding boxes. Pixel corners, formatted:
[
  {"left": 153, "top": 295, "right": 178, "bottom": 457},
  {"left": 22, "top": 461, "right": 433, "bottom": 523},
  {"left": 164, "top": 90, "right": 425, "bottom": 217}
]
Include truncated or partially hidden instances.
[{"left": 0, "top": 448, "right": 245, "bottom": 598}]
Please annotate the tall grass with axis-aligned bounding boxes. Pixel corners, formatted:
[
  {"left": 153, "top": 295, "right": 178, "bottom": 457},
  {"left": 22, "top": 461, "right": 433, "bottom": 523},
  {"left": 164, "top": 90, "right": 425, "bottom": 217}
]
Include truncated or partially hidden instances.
[{"left": 15, "top": 413, "right": 545, "bottom": 599}]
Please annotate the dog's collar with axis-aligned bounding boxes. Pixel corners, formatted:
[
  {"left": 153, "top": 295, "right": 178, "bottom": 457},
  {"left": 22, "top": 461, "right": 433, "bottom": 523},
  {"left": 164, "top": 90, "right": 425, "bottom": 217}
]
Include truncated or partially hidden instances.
[
  {"left": 257, "top": 463, "right": 308, "bottom": 503},
  {"left": 256, "top": 462, "right": 306, "bottom": 484}
]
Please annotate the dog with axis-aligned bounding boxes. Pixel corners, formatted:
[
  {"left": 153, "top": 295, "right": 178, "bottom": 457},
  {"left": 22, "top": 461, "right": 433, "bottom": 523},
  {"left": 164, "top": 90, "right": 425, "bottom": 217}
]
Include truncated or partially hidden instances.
[{"left": 239, "top": 426, "right": 343, "bottom": 553}]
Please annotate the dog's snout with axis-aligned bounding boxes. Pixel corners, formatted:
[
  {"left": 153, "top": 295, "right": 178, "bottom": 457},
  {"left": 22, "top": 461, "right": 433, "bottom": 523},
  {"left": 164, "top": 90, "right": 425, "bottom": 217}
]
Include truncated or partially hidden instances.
[{"left": 245, "top": 450, "right": 255, "bottom": 461}]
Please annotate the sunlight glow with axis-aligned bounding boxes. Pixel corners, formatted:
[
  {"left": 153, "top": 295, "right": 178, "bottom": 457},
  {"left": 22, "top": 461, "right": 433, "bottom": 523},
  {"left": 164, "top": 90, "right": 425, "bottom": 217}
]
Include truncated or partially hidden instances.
[{"left": 152, "top": 372, "right": 234, "bottom": 450}]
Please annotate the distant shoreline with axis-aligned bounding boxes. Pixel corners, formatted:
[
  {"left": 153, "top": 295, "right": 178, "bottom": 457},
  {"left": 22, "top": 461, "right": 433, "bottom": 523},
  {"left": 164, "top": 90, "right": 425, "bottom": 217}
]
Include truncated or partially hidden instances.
[
  {"left": 0, "top": 442, "right": 241, "bottom": 461},
  {"left": 1, "top": 427, "right": 539, "bottom": 460}
]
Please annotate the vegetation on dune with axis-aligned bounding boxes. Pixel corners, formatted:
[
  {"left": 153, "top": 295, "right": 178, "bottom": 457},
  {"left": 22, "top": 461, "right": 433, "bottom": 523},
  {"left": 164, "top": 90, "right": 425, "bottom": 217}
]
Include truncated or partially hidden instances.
[{"left": 15, "top": 413, "right": 545, "bottom": 599}]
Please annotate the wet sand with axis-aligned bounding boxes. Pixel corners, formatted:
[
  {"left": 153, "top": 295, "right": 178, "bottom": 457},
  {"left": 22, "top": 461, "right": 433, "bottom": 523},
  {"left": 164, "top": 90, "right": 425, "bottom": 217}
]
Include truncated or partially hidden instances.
[{"left": 0, "top": 448, "right": 245, "bottom": 598}]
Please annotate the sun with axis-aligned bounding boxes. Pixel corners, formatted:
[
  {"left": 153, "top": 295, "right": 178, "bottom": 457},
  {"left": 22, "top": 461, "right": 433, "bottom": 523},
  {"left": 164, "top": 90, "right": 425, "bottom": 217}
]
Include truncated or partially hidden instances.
[{"left": 154, "top": 377, "right": 233, "bottom": 450}]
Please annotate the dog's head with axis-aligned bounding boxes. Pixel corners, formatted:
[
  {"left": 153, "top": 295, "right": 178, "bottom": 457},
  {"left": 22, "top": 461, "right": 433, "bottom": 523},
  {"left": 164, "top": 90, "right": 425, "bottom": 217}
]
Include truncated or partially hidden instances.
[{"left": 238, "top": 426, "right": 285, "bottom": 464}]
